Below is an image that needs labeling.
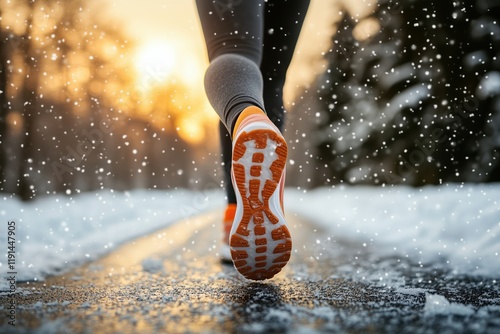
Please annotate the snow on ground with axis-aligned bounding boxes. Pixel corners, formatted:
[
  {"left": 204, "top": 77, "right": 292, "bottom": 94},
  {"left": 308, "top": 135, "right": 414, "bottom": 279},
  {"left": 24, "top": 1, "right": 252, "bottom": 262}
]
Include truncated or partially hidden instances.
[
  {"left": 1, "top": 183, "right": 499, "bottom": 290},
  {"left": 424, "top": 294, "right": 475, "bottom": 316},
  {"left": 0, "top": 188, "right": 225, "bottom": 288},
  {"left": 286, "top": 183, "right": 500, "bottom": 277}
]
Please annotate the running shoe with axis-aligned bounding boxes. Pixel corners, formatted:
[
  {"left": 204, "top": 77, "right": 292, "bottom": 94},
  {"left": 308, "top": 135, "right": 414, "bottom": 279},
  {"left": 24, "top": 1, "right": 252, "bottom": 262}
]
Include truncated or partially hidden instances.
[
  {"left": 229, "top": 106, "right": 291, "bottom": 280},
  {"left": 220, "top": 204, "right": 236, "bottom": 263}
]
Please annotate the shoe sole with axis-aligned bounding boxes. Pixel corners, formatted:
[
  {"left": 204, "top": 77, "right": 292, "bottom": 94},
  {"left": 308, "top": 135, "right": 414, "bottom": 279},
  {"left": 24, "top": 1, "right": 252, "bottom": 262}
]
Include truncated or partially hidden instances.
[{"left": 230, "top": 121, "right": 291, "bottom": 280}]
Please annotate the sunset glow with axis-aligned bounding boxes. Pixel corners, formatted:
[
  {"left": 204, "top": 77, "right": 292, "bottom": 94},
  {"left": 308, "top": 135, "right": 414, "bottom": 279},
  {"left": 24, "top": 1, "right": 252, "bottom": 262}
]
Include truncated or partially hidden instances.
[
  {"left": 176, "top": 116, "right": 206, "bottom": 145},
  {"left": 135, "top": 41, "right": 177, "bottom": 89},
  {"left": 131, "top": 39, "right": 216, "bottom": 146}
]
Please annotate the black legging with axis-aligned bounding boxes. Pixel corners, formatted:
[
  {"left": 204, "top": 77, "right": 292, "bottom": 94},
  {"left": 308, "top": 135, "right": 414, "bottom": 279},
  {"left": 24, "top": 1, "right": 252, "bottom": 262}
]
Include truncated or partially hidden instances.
[{"left": 196, "top": 0, "right": 310, "bottom": 204}]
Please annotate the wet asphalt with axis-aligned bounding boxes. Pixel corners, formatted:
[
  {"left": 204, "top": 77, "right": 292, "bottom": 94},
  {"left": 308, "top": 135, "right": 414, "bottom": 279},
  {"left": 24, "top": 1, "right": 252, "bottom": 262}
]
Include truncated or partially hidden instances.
[{"left": 1, "top": 211, "right": 499, "bottom": 333}]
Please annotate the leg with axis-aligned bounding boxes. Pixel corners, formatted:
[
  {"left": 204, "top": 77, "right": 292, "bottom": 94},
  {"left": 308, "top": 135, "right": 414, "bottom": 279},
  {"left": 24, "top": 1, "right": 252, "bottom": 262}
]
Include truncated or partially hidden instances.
[
  {"left": 196, "top": 0, "right": 266, "bottom": 133},
  {"left": 196, "top": 0, "right": 309, "bottom": 280},
  {"left": 219, "top": 121, "right": 236, "bottom": 204},
  {"left": 261, "top": 0, "right": 311, "bottom": 129},
  {"left": 226, "top": 1, "right": 310, "bottom": 280},
  {"left": 196, "top": 1, "right": 268, "bottom": 269},
  {"left": 219, "top": 0, "right": 311, "bottom": 206}
]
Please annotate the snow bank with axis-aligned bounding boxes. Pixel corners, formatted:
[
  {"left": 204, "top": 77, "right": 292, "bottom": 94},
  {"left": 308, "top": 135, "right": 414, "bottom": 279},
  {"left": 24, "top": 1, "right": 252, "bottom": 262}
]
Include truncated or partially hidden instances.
[
  {"left": 0, "top": 189, "right": 224, "bottom": 288},
  {"left": 285, "top": 184, "right": 500, "bottom": 277}
]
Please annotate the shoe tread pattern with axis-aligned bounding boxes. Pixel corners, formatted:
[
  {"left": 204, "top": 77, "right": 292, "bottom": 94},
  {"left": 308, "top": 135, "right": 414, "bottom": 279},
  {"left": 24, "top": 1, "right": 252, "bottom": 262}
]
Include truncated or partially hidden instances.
[{"left": 230, "top": 128, "right": 291, "bottom": 280}]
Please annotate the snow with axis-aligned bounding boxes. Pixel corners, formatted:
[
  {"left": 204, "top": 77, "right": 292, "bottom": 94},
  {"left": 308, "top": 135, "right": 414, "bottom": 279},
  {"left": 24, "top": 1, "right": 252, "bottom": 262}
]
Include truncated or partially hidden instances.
[
  {"left": 424, "top": 294, "right": 475, "bottom": 316},
  {"left": 0, "top": 188, "right": 224, "bottom": 288},
  {"left": 287, "top": 184, "right": 500, "bottom": 277},
  {"left": 477, "top": 71, "right": 500, "bottom": 99},
  {"left": 386, "top": 84, "right": 431, "bottom": 116},
  {"left": 1, "top": 184, "right": 500, "bottom": 291}
]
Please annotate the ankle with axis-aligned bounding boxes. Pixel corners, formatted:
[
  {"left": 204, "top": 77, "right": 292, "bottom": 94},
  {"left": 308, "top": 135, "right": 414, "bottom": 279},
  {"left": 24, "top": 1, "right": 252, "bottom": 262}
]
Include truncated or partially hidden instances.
[{"left": 232, "top": 106, "right": 266, "bottom": 138}]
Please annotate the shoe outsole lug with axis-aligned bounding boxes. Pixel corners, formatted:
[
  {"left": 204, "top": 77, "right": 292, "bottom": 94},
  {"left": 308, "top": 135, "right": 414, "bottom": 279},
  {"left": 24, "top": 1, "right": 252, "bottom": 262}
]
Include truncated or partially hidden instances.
[{"left": 230, "top": 122, "right": 291, "bottom": 281}]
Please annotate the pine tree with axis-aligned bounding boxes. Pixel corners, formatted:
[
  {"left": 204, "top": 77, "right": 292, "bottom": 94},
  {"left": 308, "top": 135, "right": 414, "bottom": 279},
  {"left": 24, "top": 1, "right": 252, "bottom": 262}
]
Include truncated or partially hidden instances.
[{"left": 314, "top": 0, "right": 500, "bottom": 186}]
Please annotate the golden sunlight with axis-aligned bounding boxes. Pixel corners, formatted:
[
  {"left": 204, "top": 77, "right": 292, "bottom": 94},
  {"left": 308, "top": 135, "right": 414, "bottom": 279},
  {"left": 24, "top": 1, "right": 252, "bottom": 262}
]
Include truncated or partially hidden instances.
[
  {"left": 132, "top": 37, "right": 217, "bottom": 147},
  {"left": 135, "top": 40, "right": 177, "bottom": 89},
  {"left": 176, "top": 116, "right": 206, "bottom": 145}
]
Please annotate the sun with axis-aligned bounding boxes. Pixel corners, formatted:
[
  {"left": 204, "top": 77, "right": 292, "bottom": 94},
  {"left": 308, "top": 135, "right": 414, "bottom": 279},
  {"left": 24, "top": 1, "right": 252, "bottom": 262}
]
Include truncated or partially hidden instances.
[
  {"left": 132, "top": 39, "right": 217, "bottom": 146},
  {"left": 135, "top": 41, "right": 176, "bottom": 89}
]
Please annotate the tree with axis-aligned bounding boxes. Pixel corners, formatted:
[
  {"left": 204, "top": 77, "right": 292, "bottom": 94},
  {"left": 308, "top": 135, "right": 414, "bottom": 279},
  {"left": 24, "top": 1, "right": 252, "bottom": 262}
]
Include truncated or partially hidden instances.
[
  {"left": 16, "top": 0, "right": 39, "bottom": 200},
  {"left": 314, "top": 0, "right": 500, "bottom": 186},
  {"left": 0, "top": 7, "right": 9, "bottom": 191},
  {"left": 0, "top": 0, "right": 215, "bottom": 198}
]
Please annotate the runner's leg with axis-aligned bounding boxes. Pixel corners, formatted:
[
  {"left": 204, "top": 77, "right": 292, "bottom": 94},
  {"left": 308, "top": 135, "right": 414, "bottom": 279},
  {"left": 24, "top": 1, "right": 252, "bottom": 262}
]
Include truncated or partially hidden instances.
[{"left": 219, "top": 0, "right": 311, "bottom": 205}]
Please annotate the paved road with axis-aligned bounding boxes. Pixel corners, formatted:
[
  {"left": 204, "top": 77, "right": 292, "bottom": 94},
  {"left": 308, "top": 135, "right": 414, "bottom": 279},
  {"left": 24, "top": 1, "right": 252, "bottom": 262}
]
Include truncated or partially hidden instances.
[{"left": 1, "top": 211, "right": 499, "bottom": 333}]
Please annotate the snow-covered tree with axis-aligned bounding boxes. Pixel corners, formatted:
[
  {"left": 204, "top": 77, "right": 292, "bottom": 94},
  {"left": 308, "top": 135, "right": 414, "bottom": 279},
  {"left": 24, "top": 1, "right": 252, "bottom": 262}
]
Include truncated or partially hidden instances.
[{"left": 314, "top": 0, "right": 500, "bottom": 186}]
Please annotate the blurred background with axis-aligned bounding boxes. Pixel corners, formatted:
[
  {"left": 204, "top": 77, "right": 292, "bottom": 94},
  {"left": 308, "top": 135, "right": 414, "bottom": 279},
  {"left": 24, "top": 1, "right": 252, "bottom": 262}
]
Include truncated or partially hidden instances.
[{"left": 0, "top": 0, "right": 499, "bottom": 201}]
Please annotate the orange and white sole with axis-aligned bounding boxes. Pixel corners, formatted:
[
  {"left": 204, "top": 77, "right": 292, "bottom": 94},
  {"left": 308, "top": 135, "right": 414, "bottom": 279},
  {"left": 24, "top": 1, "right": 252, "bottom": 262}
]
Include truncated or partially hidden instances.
[{"left": 229, "top": 115, "right": 291, "bottom": 280}]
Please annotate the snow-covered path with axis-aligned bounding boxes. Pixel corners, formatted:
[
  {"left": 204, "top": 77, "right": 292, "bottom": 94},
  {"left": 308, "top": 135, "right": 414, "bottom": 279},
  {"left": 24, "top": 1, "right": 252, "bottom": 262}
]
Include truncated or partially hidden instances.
[{"left": 1, "top": 207, "right": 500, "bottom": 333}]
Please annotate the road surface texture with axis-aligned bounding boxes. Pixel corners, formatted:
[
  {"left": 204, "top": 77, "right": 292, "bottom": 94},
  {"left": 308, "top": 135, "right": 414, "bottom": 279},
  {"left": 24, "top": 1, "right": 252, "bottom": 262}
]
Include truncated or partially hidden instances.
[{"left": 1, "top": 211, "right": 499, "bottom": 333}]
